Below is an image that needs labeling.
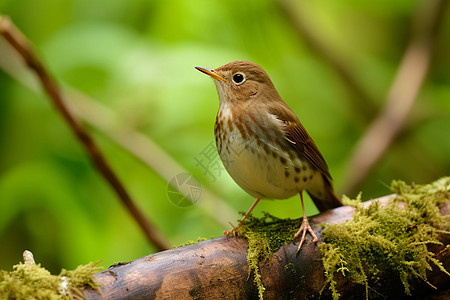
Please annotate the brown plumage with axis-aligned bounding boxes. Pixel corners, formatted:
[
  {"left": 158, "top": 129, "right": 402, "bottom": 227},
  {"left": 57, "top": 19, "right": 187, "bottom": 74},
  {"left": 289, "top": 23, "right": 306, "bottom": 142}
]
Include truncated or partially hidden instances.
[{"left": 196, "top": 61, "right": 342, "bottom": 252}]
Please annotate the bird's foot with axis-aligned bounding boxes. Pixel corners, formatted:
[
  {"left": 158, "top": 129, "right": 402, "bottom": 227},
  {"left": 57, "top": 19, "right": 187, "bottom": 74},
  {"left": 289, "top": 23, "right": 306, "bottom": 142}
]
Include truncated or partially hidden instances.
[
  {"left": 224, "top": 224, "right": 241, "bottom": 236},
  {"left": 294, "top": 217, "right": 318, "bottom": 254}
]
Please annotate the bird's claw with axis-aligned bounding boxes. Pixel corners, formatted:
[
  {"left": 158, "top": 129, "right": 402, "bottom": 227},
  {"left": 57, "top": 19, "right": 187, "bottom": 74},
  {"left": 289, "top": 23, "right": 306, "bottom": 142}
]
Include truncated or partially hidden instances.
[
  {"left": 294, "top": 217, "right": 318, "bottom": 254},
  {"left": 224, "top": 230, "right": 241, "bottom": 237}
]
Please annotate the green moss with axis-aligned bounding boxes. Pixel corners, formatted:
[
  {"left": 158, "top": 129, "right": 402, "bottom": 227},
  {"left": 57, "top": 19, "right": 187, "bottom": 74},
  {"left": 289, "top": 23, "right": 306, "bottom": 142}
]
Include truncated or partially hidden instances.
[
  {"left": 320, "top": 177, "right": 450, "bottom": 299},
  {"left": 237, "top": 212, "right": 300, "bottom": 300},
  {"left": 177, "top": 237, "right": 209, "bottom": 247},
  {"left": 0, "top": 257, "right": 102, "bottom": 299},
  {"left": 239, "top": 212, "right": 299, "bottom": 252},
  {"left": 245, "top": 230, "right": 269, "bottom": 299},
  {"left": 238, "top": 178, "right": 450, "bottom": 299},
  {"left": 341, "top": 192, "right": 362, "bottom": 207},
  {"left": 60, "top": 262, "right": 103, "bottom": 298}
]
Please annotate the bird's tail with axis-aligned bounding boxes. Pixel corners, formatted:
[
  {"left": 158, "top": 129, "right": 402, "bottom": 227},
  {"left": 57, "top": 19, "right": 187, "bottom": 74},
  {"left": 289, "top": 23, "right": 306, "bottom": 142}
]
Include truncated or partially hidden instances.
[{"left": 307, "top": 175, "right": 342, "bottom": 212}]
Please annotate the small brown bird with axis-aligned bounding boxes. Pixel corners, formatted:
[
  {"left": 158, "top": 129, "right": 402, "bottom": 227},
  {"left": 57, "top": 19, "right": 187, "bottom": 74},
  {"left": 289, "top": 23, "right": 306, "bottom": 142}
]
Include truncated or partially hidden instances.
[{"left": 195, "top": 61, "right": 342, "bottom": 252}]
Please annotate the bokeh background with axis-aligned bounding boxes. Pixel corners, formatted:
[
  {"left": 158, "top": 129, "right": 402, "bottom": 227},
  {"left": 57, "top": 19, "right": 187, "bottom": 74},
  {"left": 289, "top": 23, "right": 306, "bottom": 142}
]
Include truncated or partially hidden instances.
[{"left": 0, "top": 0, "right": 449, "bottom": 273}]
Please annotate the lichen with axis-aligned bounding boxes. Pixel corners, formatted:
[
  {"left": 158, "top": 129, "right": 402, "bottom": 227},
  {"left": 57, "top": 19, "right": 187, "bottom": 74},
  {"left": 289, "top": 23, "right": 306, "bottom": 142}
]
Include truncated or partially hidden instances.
[
  {"left": 0, "top": 258, "right": 102, "bottom": 299},
  {"left": 320, "top": 177, "right": 450, "bottom": 299}
]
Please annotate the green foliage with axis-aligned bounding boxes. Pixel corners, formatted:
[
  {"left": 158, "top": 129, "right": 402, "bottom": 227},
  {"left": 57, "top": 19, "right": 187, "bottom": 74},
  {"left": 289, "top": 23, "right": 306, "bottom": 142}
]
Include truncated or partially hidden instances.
[
  {"left": 320, "top": 177, "right": 450, "bottom": 299},
  {"left": 0, "top": 0, "right": 449, "bottom": 275}
]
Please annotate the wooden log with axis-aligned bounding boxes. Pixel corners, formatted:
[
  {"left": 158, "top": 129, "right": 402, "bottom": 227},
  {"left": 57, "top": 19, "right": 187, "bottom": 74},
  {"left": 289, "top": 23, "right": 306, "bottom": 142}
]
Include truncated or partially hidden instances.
[{"left": 83, "top": 195, "right": 450, "bottom": 299}]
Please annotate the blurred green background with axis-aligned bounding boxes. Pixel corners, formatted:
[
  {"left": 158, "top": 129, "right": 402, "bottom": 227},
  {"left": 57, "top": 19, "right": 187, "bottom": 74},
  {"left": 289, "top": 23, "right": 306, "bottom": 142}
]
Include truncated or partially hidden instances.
[{"left": 0, "top": 0, "right": 449, "bottom": 273}]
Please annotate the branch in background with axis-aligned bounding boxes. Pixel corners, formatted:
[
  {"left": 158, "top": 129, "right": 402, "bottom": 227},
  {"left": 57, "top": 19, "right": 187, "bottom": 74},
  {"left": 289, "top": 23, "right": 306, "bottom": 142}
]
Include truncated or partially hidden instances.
[
  {"left": 66, "top": 89, "right": 237, "bottom": 227},
  {"left": 341, "top": 0, "right": 449, "bottom": 196},
  {"left": 0, "top": 15, "right": 170, "bottom": 251},
  {"left": 0, "top": 39, "right": 236, "bottom": 228},
  {"left": 276, "top": 0, "right": 378, "bottom": 124}
]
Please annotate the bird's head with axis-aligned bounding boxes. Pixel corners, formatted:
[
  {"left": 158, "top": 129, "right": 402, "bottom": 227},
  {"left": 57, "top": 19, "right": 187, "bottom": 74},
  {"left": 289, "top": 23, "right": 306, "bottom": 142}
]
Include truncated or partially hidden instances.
[{"left": 195, "top": 61, "right": 277, "bottom": 105}]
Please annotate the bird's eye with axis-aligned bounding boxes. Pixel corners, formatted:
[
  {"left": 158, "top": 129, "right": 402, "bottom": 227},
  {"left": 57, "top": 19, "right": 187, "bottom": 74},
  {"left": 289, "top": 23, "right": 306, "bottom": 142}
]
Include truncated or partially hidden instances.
[{"left": 232, "top": 73, "right": 245, "bottom": 84}]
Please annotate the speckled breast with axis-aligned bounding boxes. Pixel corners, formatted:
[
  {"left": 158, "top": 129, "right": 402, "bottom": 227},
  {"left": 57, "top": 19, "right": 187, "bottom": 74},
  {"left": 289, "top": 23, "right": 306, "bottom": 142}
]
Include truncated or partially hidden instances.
[{"left": 214, "top": 106, "right": 320, "bottom": 200}]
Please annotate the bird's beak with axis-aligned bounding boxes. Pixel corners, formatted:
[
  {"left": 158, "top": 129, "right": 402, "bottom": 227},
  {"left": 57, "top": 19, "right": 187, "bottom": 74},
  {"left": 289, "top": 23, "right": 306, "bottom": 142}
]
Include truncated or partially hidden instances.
[{"left": 195, "top": 66, "right": 228, "bottom": 82}]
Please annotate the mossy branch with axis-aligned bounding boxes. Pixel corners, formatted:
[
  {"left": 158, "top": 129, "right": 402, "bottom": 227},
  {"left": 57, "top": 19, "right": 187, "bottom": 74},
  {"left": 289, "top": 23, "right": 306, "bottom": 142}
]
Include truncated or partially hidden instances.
[{"left": 82, "top": 178, "right": 450, "bottom": 299}]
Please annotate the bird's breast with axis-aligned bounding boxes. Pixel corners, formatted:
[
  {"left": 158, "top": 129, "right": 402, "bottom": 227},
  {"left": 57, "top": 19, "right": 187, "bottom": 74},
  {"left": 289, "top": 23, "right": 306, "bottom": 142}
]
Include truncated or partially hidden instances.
[{"left": 214, "top": 106, "right": 319, "bottom": 200}]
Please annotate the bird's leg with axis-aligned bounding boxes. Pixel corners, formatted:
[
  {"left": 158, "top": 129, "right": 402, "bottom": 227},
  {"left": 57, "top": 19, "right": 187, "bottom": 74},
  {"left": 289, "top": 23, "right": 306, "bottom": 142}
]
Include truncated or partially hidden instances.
[
  {"left": 224, "top": 198, "right": 261, "bottom": 235},
  {"left": 294, "top": 192, "right": 318, "bottom": 253}
]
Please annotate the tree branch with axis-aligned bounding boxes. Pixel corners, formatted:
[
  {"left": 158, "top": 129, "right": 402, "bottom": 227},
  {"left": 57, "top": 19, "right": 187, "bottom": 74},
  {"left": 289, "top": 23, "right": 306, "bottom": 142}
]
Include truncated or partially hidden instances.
[
  {"left": 341, "top": 0, "right": 449, "bottom": 195},
  {"left": 0, "top": 15, "right": 170, "bottom": 251},
  {"left": 65, "top": 90, "right": 237, "bottom": 227},
  {"left": 82, "top": 194, "right": 450, "bottom": 299},
  {"left": 0, "top": 32, "right": 237, "bottom": 229},
  {"left": 276, "top": 0, "right": 378, "bottom": 123}
]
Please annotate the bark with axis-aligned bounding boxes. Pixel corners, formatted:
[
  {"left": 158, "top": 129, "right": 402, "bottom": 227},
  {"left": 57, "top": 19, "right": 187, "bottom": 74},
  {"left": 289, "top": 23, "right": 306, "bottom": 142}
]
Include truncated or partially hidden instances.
[{"left": 82, "top": 195, "right": 450, "bottom": 299}]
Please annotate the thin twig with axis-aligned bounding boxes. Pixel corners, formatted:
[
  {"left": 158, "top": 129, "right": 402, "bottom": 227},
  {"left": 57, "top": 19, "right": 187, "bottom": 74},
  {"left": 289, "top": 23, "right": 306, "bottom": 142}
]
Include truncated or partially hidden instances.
[
  {"left": 276, "top": 0, "right": 378, "bottom": 123},
  {"left": 341, "top": 0, "right": 449, "bottom": 196},
  {"left": 66, "top": 89, "right": 237, "bottom": 227},
  {"left": 0, "top": 15, "right": 170, "bottom": 251},
  {"left": 0, "top": 44, "right": 237, "bottom": 227}
]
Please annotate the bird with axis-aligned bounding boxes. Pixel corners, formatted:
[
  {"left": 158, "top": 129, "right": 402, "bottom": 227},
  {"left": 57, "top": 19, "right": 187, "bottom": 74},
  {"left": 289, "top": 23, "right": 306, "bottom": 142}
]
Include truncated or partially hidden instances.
[{"left": 195, "top": 61, "right": 342, "bottom": 252}]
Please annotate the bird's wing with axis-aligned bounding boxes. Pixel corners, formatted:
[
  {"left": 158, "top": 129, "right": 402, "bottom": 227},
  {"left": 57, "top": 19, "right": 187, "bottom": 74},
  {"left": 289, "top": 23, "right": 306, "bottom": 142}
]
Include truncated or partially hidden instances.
[{"left": 266, "top": 102, "right": 333, "bottom": 182}]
